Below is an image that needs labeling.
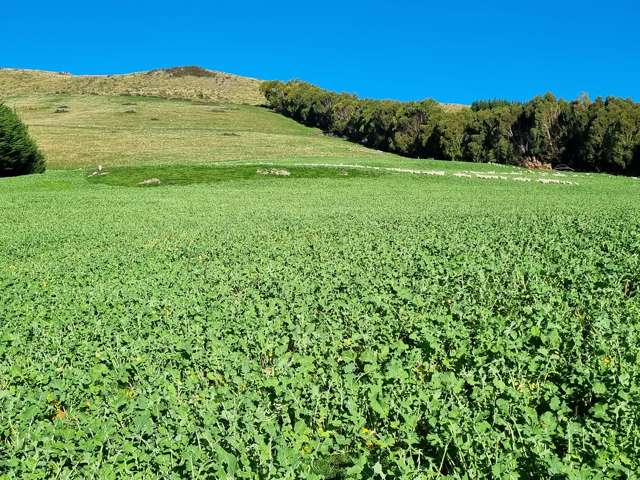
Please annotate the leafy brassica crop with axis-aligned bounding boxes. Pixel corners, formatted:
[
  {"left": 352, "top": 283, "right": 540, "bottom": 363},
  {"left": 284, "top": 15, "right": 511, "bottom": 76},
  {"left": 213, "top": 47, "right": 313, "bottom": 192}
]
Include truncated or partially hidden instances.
[{"left": 0, "top": 169, "right": 639, "bottom": 478}]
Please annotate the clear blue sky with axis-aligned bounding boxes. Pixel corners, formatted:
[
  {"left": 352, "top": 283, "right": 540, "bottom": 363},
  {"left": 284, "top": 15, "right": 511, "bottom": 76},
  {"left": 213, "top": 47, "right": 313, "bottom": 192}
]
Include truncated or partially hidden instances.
[{"left": 3, "top": 1, "right": 638, "bottom": 104}]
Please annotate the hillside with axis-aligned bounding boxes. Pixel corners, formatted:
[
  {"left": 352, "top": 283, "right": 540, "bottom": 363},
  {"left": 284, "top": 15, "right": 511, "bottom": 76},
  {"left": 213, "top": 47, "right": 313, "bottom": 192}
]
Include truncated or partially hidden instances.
[
  {"left": 0, "top": 66, "right": 264, "bottom": 104},
  {"left": 0, "top": 67, "right": 409, "bottom": 169},
  {"left": 3, "top": 94, "right": 399, "bottom": 169}
]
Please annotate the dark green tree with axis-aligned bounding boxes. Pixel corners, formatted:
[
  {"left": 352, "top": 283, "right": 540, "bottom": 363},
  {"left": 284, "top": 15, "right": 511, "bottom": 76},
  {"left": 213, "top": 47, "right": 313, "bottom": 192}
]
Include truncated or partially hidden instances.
[
  {"left": 0, "top": 103, "right": 45, "bottom": 177},
  {"left": 580, "top": 98, "right": 640, "bottom": 173}
]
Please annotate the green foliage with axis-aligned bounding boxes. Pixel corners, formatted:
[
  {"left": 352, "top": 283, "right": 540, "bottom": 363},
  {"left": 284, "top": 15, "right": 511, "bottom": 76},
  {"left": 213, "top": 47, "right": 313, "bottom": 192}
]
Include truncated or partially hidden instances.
[
  {"left": 262, "top": 82, "right": 640, "bottom": 175},
  {"left": 0, "top": 102, "right": 45, "bottom": 176},
  {"left": 579, "top": 97, "right": 640, "bottom": 173},
  {"left": 463, "top": 105, "right": 519, "bottom": 163},
  {"left": 470, "top": 99, "right": 516, "bottom": 111},
  {"left": 1, "top": 167, "right": 639, "bottom": 478}
]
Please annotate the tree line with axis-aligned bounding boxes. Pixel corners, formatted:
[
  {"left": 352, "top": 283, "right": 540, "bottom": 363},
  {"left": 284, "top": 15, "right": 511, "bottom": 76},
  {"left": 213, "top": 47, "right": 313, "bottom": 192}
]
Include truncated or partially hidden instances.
[{"left": 260, "top": 81, "right": 640, "bottom": 175}]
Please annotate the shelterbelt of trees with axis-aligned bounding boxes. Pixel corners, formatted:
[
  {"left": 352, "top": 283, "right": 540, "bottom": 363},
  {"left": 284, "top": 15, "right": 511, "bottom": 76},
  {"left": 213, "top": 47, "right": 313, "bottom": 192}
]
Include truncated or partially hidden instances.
[{"left": 261, "top": 81, "right": 640, "bottom": 175}]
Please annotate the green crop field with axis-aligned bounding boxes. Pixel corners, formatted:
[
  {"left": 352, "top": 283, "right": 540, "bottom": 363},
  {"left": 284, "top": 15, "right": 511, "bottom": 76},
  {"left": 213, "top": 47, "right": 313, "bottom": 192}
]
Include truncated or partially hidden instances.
[{"left": 1, "top": 81, "right": 640, "bottom": 478}]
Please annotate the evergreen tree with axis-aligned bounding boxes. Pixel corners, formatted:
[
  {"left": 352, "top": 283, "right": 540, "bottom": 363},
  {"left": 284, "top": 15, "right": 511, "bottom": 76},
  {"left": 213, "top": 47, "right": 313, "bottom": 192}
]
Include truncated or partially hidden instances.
[{"left": 0, "top": 103, "right": 45, "bottom": 177}]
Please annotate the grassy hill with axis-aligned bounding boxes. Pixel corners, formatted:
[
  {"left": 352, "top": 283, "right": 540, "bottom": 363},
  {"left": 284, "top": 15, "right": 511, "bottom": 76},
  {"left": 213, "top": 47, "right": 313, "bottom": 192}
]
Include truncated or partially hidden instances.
[
  {"left": 3, "top": 93, "right": 403, "bottom": 169},
  {"left": 0, "top": 67, "right": 411, "bottom": 170},
  {"left": 1, "top": 68, "right": 471, "bottom": 170},
  {"left": 0, "top": 66, "right": 264, "bottom": 104}
]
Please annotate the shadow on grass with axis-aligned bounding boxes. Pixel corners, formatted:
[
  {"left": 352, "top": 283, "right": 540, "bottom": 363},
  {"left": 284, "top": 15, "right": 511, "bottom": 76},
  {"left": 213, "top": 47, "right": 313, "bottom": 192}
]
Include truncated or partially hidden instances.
[{"left": 86, "top": 164, "right": 383, "bottom": 187}]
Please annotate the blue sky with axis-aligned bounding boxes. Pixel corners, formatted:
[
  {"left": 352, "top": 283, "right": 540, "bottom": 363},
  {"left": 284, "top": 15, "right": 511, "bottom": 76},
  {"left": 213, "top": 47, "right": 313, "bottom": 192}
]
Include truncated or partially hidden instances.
[{"left": 3, "top": 1, "right": 639, "bottom": 103}]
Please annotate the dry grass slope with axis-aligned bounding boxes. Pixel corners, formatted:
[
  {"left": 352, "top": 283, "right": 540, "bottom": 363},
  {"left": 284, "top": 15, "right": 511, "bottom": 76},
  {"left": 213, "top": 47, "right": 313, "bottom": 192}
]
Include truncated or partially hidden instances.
[
  {"left": 0, "top": 67, "right": 264, "bottom": 105},
  {"left": 4, "top": 94, "right": 396, "bottom": 169}
]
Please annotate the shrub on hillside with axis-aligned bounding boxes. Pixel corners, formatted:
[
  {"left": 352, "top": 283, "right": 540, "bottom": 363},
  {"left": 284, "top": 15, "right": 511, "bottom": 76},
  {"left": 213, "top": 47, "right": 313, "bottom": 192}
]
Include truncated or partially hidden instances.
[{"left": 0, "top": 103, "right": 45, "bottom": 176}]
